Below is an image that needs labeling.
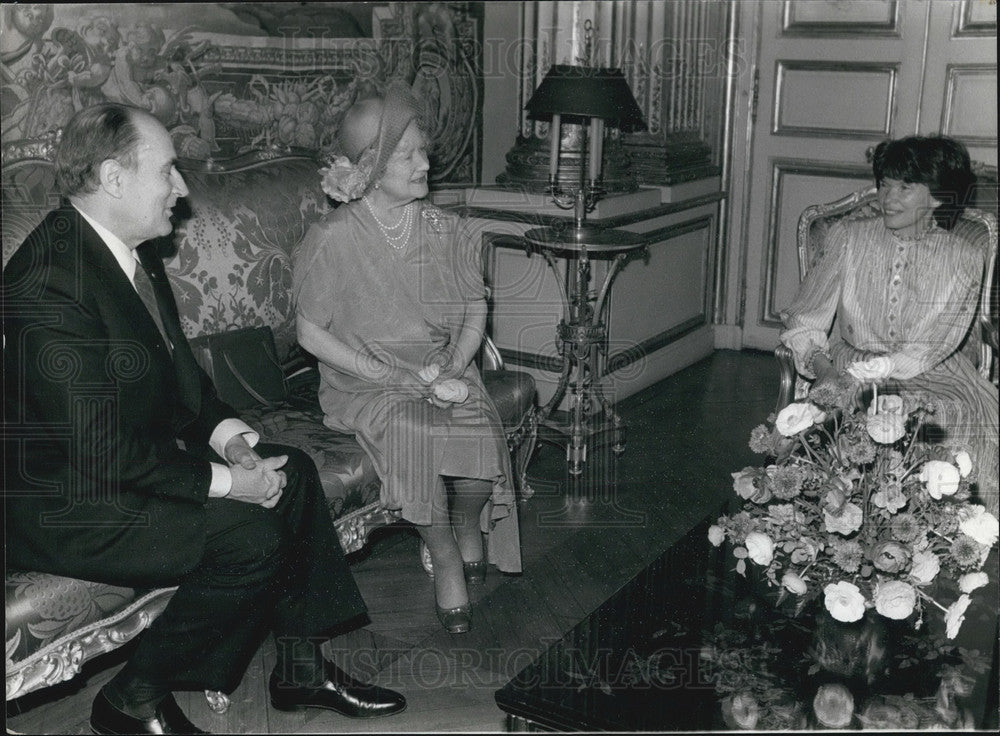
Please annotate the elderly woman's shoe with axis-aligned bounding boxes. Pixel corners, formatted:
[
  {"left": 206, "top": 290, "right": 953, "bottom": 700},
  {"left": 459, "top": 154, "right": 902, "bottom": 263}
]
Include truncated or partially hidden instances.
[
  {"left": 435, "top": 604, "right": 471, "bottom": 634},
  {"left": 463, "top": 560, "right": 487, "bottom": 585}
]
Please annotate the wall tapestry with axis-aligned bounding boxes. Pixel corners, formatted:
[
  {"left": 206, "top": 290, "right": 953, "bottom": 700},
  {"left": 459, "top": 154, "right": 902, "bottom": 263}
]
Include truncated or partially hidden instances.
[{"left": 0, "top": 2, "right": 482, "bottom": 184}]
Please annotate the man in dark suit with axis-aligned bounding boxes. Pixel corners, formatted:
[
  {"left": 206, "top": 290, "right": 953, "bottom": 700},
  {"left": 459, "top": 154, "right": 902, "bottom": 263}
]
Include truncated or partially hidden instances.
[{"left": 2, "top": 103, "right": 406, "bottom": 734}]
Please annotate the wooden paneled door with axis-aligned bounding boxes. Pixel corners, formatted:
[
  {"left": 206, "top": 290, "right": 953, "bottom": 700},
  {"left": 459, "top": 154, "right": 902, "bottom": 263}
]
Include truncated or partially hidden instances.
[{"left": 729, "top": 0, "right": 997, "bottom": 352}]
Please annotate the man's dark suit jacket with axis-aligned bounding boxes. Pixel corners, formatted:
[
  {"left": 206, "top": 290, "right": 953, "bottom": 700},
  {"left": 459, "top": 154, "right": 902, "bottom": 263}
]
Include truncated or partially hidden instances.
[{"left": 3, "top": 203, "right": 238, "bottom": 587}]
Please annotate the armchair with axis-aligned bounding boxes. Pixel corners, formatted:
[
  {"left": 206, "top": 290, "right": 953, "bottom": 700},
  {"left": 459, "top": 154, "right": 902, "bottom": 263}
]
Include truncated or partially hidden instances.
[{"left": 775, "top": 185, "right": 999, "bottom": 413}]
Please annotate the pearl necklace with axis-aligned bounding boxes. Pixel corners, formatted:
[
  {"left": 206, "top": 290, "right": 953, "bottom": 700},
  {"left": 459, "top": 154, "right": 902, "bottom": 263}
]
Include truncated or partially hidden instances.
[{"left": 363, "top": 196, "right": 414, "bottom": 250}]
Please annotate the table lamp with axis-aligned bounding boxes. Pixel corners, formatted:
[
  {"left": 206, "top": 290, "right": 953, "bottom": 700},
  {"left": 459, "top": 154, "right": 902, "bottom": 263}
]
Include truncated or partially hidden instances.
[{"left": 523, "top": 64, "right": 647, "bottom": 249}]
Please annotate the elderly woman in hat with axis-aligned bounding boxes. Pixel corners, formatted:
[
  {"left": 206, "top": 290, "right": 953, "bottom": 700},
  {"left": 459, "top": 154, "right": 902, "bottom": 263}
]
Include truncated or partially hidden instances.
[{"left": 293, "top": 82, "right": 521, "bottom": 634}]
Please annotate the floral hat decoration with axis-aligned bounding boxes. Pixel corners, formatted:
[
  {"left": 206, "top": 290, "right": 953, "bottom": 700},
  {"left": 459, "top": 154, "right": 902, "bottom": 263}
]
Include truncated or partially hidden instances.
[{"left": 319, "top": 80, "right": 421, "bottom": 203}]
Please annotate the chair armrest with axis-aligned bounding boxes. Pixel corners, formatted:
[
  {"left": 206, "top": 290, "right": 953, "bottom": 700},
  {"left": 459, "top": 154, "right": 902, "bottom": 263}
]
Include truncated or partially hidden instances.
[
  {"left": 983, "top": 316, "right": 999, "bottom": 387},
  {"left": 775, "top": 343, "right": 796, "bottom": 415},
  {"left": 481, "top": 334, "right": 505, "bottom": 371}
]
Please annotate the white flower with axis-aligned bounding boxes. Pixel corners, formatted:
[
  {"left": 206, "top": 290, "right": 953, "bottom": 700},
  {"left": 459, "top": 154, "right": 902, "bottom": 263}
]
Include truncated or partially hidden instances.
[
  {"left": 953, "top": 450, "right": 973, "bottom": 478},
  {"left": 782, "top": 571, "right": 808, "bottom": 595},
  {"left": 708, "top": 525, "right": 725, "bottom": 547},
  {"left": 846, "top": 356, "right": 894, "bottom": 381},
  {"left": 731, "top": 470, "right": 757, "bottom": 499},
  {"left": 873, "top": 580, "right": 917, "bottom": 619},
  {"left": 823, "top": 581, "right": 866, "bottom": 622},
  {"left": 775, "top": 402, "right": 824, "bottom": 436},
  {"left": 813, "top": 683, "right": 854, "bottom": 729},
  {"left": 723, "top": 692, "right": 760, "bottom": 730},
  {"left": 920, "top": 460, "right": 961, "bottom": 499},
  {"left": 944, "top": 594, "right": 972, "bottom": 639},
  {"left": 744, "top": 531, "right": 774, "bottom": 566},
  {"left": 866, "top": 412, "right": 906, "bottom": 444},
  {"left": 909, "top": 550, "right": 941, "bottom": 585},
  {"left": 823, "top": 502, "right": 863, "bottom": 535},
  {"left": 958, "top": 506, "right": 1000, "bottom": 547},
  {"left": 958, "top": 571, "right": 989, "bottom": 593}
]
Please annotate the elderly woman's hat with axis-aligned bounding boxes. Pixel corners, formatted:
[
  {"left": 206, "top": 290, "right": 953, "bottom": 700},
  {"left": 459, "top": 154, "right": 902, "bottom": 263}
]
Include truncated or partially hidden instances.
[{"left": 320, "top": 81, "right": 421, "bottom": 202}]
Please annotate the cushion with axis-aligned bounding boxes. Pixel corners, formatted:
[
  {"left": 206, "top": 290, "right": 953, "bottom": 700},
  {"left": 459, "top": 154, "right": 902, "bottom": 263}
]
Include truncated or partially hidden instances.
[
  {"left": 481, "top": 369, "right": 537, "bottom": 428},
  {"left": 239, "top": 371, "right": 382, "bottom": 519}
]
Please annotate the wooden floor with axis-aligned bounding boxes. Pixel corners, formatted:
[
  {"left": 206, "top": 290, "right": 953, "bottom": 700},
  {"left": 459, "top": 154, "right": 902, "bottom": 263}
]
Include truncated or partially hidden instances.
[{"left": 6, "top": 349, "right": 778, "bottom": 735}]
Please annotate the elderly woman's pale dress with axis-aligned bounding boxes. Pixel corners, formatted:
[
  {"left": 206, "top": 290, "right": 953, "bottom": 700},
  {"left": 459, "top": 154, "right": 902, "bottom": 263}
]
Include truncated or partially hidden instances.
[
  {"left": 293, "top": 201, "right": 521, "bottom": 572},
  {"left": 781, "top": 217, "right": 999, "bottom": 514}
]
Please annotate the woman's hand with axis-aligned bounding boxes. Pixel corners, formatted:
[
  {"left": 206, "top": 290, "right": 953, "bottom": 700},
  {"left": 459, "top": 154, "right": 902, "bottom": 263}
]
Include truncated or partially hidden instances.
[
  {"left": 431, "top": 378, "right": 469, "bottom": 404},
  {"left": 418, "top": 362, "right": 469, "bottom": 405},
  {"left": 418, "top": 362, "right": 442, "bottom": 383}
]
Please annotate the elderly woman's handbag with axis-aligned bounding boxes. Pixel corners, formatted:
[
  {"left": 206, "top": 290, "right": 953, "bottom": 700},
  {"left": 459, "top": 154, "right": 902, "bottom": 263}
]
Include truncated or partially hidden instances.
[{"left": 189, "top": 326, "right": 288, "bottom": 409}]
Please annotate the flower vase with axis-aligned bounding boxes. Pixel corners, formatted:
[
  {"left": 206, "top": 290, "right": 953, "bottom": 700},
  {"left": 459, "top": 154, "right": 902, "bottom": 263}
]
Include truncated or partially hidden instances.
[{"left": 808, "top": 609, "right": 890, "bottom": 688}]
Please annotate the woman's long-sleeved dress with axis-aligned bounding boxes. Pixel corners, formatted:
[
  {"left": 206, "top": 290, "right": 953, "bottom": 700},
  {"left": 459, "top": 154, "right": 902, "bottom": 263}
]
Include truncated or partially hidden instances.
[
  {"left": 293, "top": 201, "right": 521, "bottom": 572},
  {"left": 780, "top": 217, "right": 999, "bottom": 514}
]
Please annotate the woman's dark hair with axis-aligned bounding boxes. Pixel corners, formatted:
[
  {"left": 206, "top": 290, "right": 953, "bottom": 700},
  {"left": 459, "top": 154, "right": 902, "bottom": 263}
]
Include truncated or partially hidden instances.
[
  {"left": 871, "top": 135, "right": 976, "bottom": 230},
  {"left": 55, "top": 103, "right": 142, "bottom": 197}
]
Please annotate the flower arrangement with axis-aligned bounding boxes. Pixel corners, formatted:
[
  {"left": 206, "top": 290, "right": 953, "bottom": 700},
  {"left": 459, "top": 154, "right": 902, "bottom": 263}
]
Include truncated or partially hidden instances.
[{"left": 709, "top": 377, "right": 999, "bottom": 638}]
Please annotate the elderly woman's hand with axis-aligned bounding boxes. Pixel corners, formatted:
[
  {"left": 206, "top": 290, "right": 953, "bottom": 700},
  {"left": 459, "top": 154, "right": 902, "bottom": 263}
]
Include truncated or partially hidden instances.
[
  {"left": 418, "top": 363, "right": 442, "bottom": 383},
  {"left": 431, "top": 378, "right": 469, "bottom": 404},
  {"left": 416, "top": 363, "right": 469, "bottom": 405}
]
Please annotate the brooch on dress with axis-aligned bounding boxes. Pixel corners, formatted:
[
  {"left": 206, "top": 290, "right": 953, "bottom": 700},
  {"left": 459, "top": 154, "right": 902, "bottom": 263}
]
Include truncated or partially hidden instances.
[{"left": 421, "top": 205, "right": 449, "bottom": 234}]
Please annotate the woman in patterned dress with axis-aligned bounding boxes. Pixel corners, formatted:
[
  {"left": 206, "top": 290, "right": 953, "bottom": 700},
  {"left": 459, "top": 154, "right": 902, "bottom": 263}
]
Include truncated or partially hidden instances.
[
  {"left": 292, "top": 82, "right": 521, "bottom": 634},
  {"left": 780, "top": 136, "right": 998, "bottom": 514}
]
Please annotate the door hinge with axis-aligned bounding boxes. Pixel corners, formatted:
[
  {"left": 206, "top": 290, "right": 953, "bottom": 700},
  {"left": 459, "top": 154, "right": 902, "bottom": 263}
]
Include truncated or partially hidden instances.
[{"left": 751, "top": 68, "right": 760, "bottom": 124}]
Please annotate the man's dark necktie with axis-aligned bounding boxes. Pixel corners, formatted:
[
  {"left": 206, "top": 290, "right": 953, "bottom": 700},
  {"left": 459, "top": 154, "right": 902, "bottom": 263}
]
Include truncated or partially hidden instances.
[
  {"left": 133, "top": 249, "right": 201, "bottom": 417},
  {"left": 132, "top": 261, "right": 171, "bottom": 353}
]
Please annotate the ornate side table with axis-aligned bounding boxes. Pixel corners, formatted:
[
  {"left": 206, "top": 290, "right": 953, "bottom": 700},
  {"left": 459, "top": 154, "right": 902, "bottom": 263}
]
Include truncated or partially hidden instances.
[{"left": 521, "top": 224, "right": 648, "bottom": 475}]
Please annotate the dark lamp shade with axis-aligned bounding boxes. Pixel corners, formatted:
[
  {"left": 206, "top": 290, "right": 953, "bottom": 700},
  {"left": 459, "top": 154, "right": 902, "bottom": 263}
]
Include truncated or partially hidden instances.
[{"left": 525, "top": 64, "right": 647, "bottom": 132}]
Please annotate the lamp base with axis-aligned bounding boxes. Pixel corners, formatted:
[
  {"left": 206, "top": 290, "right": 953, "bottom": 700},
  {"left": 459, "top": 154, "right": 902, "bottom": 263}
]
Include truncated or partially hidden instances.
[{"left": 523, "top": 225, "right": 646, "bottom": 254}]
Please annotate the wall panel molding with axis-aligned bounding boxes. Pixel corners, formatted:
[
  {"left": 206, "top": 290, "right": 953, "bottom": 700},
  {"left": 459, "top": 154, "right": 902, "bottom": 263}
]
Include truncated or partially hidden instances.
[
  {"left": 955, "top": 0, "right": 997, "bottom": 37},
  {"left": 773, "top": 61, "right": 897, "bottom": 138},
  {"left": 781, "top": 0, "right": 900, "bottom": 37},
  {"left": 941, "top": 64, "right": 999, "bottom": 146}
]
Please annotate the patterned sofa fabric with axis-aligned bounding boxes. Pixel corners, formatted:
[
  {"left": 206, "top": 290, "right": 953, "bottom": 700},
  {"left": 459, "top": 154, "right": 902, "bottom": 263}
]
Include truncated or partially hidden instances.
[
  {"left": 239, "top": 371, "right": 383, "bottom": 519},
  {"left": 168, "top": 155, "right": 330, "bottom": 361}
]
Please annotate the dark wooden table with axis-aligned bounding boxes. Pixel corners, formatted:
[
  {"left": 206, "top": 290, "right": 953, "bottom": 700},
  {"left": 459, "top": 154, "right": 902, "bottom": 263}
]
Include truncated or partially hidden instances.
[{"left": 495, "top": 511, "right": 999, "bottom": 732}]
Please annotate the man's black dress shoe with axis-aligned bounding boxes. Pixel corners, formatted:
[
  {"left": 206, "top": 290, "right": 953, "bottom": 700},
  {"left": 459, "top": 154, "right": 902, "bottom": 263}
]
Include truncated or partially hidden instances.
[
  {"left": 269, "top": 661, "right": 406, "bottom": 718},
  {"left": 90, "top": 690, "right": 208, "bottom": 734}
]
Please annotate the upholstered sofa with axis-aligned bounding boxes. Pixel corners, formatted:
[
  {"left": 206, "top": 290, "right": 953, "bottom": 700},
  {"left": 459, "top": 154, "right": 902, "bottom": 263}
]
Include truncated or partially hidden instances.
[{"left": 3, "top": 151, "right": 537, "bottom": 703}]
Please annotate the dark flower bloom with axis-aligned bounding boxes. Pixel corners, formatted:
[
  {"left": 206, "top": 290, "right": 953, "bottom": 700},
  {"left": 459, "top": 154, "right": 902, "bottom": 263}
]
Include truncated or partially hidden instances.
[
  {"left": 808, "top": 374, "right": 857, "bottom": 411},
  {"left": 949, "top": 535, "right": 983, "bottom": 568},
  {"left": 749, "top": 424, "right": 775, "bottom": 454},
  {"left": 870, "top": 540, "right": 911, "bottom": 573},
  {"left": 839, "top": 432, "right": 877, "bottom": 465},
  {"left": 770, "top": 466, "right": 805, "bottom": 500},
  {"left": 729, "top": 511, "right": 754, "bottom": 542},
  {"left": 830, "top": 539, "right": 864, "bottom": 573},
  {"left": 890, "top": 513, "right": 921, "bottom": 542}
]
